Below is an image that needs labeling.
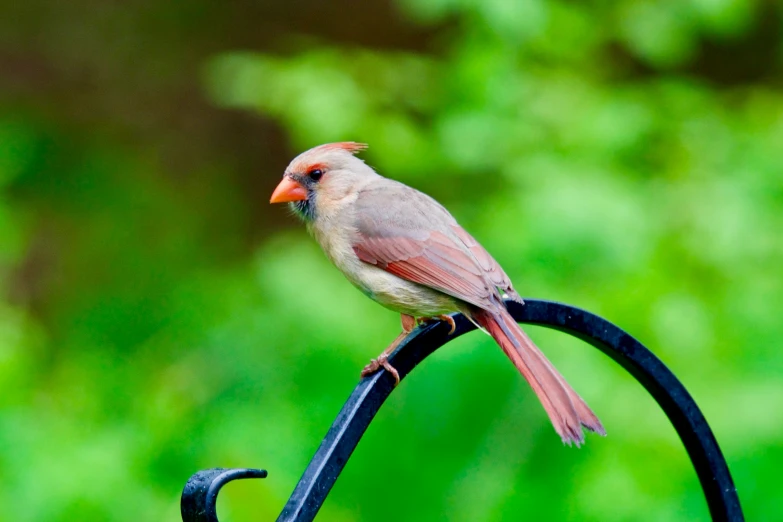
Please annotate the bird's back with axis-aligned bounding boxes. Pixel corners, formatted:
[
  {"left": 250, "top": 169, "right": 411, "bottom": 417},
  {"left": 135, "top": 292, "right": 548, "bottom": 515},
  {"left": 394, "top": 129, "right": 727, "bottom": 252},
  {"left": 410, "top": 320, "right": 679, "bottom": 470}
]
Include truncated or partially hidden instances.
[{"left": 353, "top": 176, "right": 522, "bottom": 311}]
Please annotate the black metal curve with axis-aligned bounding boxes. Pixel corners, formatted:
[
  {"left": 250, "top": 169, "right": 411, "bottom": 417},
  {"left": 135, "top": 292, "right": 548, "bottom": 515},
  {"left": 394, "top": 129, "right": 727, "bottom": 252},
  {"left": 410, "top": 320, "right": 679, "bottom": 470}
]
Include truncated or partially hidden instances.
[
  {"left": 181, "top": 468, "right": 267, "bottom": 522},
  {"left": 181, "top": 299, "right": 743, "bottom": 522}
]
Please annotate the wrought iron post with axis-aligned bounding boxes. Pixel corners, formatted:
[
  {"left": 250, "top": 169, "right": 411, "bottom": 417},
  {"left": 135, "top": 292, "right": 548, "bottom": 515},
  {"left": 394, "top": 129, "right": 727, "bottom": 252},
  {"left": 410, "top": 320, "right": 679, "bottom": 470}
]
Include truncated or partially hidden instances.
[{"left": 181, "top": 299, "right": 743, "bottom": 521}]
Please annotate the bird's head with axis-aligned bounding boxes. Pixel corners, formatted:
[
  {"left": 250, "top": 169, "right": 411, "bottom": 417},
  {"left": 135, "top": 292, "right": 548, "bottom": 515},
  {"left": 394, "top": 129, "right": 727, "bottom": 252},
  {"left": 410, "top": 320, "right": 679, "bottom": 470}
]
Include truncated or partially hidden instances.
[{"left": 270, "top": 142, "right": 373, "bottom": 221}]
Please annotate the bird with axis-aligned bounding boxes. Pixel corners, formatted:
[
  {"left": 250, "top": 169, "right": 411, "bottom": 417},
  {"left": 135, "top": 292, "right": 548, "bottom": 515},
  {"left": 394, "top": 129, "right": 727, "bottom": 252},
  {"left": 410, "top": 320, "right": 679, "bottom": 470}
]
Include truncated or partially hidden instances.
[{"left": 269, "top": 142, "right": 605, "bottom": 445}]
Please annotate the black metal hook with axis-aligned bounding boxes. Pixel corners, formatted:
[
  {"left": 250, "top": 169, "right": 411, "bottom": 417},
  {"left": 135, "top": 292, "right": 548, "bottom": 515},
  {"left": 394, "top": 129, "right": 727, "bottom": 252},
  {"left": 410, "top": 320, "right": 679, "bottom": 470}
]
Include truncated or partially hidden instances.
[
  {"left": 181, "top": 299, "right": 743, "bottom": 522},
  {"left": 181, "top": 468, "right": 268, "bottom": 522}
]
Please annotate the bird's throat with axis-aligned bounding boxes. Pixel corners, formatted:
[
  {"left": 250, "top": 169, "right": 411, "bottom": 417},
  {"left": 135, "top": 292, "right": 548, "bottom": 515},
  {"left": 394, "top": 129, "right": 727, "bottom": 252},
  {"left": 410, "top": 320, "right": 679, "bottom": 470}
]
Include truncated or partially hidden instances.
[{"left": 290, "top": 195, "right": 315, "bottom": 222}]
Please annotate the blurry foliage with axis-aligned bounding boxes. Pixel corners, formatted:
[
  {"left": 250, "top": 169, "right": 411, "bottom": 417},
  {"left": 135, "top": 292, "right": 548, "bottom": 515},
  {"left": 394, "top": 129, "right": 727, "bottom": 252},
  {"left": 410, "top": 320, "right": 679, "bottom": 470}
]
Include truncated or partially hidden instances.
[{"left": 1, "top": 0, "right": 783, "bottom": 520}]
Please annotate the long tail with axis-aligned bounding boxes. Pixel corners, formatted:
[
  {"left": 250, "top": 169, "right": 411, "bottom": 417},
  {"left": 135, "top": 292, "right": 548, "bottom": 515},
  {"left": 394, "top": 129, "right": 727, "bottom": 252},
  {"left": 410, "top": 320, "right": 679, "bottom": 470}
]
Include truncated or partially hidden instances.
[{"left": 473, "top": 307, "right": 605, "bottom": 445}]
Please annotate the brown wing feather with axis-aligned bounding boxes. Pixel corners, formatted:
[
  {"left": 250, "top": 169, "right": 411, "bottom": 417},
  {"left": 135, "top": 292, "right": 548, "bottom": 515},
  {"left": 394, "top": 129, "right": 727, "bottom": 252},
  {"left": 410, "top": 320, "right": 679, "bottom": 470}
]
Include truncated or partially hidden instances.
[
  {"left": 352, "top": 181, "right": 511, "bottom": 311},
  {"left": 354, "top": 232, "right": 496, "bottom": 310},
  {"left": 452, "top": 226, "right": 523, "bottom": 303}
]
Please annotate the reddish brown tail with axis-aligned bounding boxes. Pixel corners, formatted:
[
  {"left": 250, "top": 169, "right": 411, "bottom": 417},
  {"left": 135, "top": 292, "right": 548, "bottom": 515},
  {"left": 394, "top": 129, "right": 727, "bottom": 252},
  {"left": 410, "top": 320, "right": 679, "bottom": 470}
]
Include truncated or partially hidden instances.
[{"left": 473, "top": 307, "right": 605, "bottom": 445}]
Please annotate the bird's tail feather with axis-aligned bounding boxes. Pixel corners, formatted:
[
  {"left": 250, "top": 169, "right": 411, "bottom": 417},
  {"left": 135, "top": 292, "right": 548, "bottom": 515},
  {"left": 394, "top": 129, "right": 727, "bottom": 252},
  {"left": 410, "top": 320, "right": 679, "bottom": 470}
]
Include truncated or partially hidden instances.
[{"left": 472, "top": 307, "right": 605, "bottom": 445}]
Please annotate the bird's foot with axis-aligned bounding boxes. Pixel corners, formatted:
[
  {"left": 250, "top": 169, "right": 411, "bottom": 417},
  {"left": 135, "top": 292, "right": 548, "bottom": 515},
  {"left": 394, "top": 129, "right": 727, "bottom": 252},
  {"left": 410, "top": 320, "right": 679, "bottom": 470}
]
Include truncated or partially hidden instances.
[
  {"left": 418, "top": 314, "right": 457, "bottom": 335},
  {"left": 359, "top": 315, "right": 413, "bottom": 387},
  {"left": 361, "top": 354, "right": 400, "bottom": 386}
]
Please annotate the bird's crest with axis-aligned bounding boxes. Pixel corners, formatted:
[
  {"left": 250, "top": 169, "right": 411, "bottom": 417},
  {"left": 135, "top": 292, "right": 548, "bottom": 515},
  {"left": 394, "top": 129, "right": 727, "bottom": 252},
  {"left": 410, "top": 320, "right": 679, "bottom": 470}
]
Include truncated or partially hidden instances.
[{"left": 312, "top": 142, "right": 368, "bottom": 155}]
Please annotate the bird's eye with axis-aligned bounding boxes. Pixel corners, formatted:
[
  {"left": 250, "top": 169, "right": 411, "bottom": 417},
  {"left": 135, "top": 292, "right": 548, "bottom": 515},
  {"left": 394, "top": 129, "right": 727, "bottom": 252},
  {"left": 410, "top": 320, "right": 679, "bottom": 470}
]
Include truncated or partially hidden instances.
[{"left": 308, "top": 169, "right": 323, "bottom": 181}]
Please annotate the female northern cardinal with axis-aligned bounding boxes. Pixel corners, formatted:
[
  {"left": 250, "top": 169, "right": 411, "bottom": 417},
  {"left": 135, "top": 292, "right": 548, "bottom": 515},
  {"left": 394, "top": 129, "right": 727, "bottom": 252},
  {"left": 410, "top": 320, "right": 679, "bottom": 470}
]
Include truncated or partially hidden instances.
[{"left": 270, "top": 142, "right": 604, "bottom": 445}]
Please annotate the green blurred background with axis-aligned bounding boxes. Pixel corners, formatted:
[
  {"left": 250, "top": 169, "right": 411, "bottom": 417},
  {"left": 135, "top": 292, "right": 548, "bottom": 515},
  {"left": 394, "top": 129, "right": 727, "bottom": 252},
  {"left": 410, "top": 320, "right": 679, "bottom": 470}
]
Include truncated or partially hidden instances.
[{"left": 1, "top": 0, "right": 782, "bottom": 520}]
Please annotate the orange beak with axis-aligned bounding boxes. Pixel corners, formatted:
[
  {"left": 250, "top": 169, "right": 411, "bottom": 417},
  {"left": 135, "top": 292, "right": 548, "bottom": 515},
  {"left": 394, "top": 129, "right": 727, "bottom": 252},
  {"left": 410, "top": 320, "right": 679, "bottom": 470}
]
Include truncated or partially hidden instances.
[{"left": 270, "top": 176, "right": 308, "bottom": 204}]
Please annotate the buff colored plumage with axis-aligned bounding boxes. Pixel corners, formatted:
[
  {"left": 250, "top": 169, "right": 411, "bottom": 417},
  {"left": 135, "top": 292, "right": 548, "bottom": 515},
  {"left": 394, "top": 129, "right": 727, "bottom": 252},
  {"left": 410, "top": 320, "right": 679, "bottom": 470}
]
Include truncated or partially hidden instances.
[{"left": 270, "top": 142, "right": 604, "bottom": 445}]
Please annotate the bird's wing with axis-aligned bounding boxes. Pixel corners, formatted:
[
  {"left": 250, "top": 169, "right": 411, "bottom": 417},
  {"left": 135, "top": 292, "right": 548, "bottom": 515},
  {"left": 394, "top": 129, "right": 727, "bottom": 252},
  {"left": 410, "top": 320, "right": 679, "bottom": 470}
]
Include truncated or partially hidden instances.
[
  {"left": 450, "top": 227, "right": 523, "bottom": 303},
  {"left": 352, "top": 181, "right": 512, "bottom": 311}
]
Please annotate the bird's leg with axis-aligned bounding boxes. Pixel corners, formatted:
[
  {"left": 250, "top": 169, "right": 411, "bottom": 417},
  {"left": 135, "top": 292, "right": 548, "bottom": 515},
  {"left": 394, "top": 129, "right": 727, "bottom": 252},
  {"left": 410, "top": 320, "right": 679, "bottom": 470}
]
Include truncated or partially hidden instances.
[
  {"left": 418, "top": 314, "right": 457, "bottom": 335},
  {"left": 361, "top": 314, "right": 416, "bottom": 386}
]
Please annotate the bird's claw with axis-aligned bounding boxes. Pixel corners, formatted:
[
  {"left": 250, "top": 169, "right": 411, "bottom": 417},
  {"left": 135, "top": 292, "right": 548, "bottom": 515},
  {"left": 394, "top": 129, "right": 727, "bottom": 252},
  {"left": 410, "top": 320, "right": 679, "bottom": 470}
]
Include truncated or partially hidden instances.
[
  {"left": 439, "top": 314, "right": 457, "bottom": 335},
  {"left": 361, "top": 354, "right": 400, "bottom": 386},
  {"left": 418, "top": 314, "right": 456, "bottom": 335}
]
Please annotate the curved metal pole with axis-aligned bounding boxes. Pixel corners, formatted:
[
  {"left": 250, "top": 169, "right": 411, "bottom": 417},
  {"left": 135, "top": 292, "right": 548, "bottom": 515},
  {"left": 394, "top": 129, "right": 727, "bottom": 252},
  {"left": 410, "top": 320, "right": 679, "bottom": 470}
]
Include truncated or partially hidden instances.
[
  {"left": 181, "top": 468, "right": 268, "bottom": 522},
  {"left": 181, "top": 299, "right": 743, "bottom": 522}
]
